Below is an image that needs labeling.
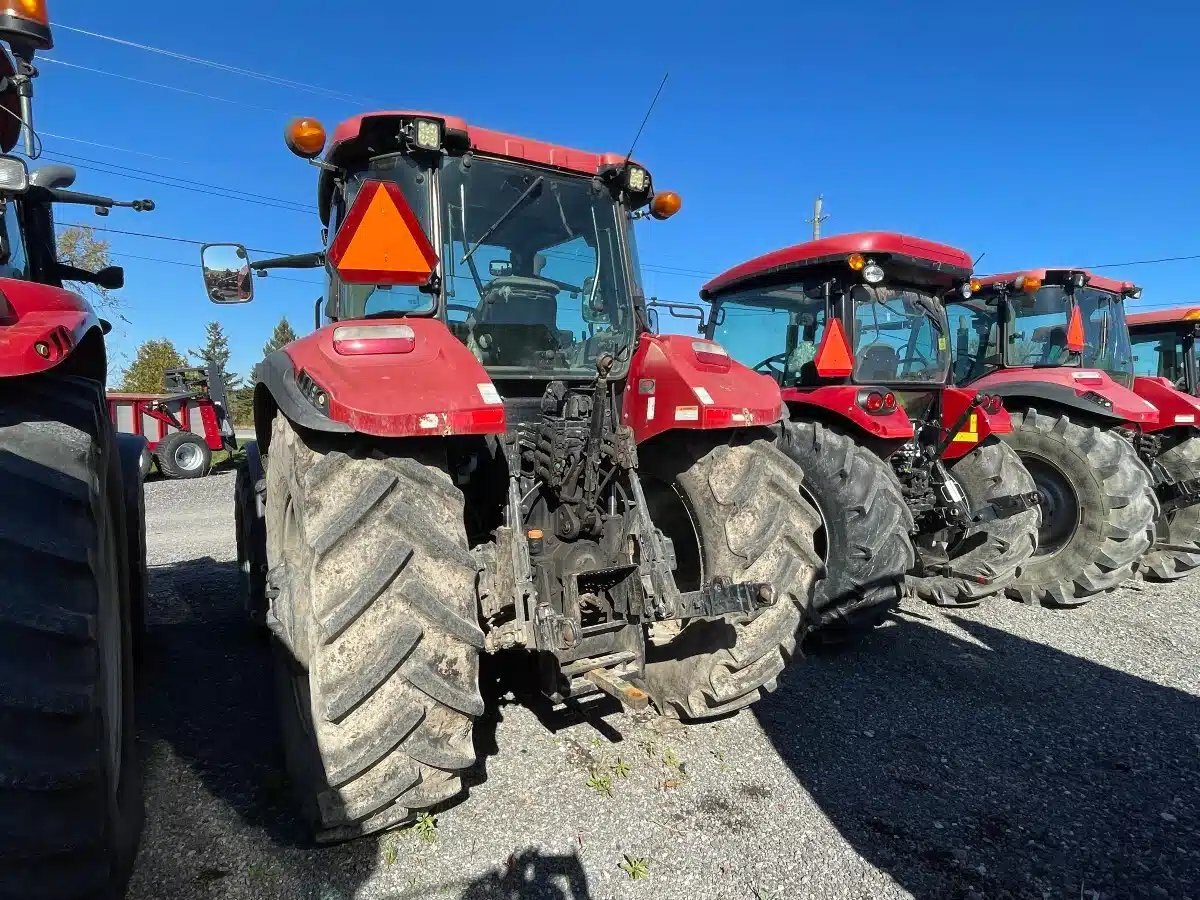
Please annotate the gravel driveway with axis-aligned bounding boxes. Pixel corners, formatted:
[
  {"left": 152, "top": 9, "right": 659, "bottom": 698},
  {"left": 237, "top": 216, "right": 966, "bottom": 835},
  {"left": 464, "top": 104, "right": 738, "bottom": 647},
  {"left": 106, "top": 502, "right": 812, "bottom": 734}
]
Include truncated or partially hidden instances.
[{"left": 128, "top": 472, "right": 1200, "bottom": 900}]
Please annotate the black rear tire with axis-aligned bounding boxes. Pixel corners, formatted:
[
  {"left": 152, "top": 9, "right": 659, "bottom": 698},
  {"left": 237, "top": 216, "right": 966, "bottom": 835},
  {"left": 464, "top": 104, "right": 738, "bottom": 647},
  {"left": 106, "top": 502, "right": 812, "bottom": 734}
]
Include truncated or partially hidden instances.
[
  {"left": 910, "top": 438, "right": 1040, "bottom": 607},
  {"left": 1139, "top": 434, "right": 1200, "bottom": 581},
  {"left": 641, "top": 432, "right": 821, "bottom": 720},
  {"left": 775, "top": 421, "right": 914, "bottom": 639},
  {"left": 155, "top": 431, "right": 210, "bottom": 480},
  {"left": 265, "top": 416, "right": 483, "bottom": 842},
  {"left": 0, "top": 372, "right": 142, "bottom": 900},
  {"left": 1004, "top": 410, "right": 1157, "bottom": 605},
  {"left": 234, "top": 441, "right": 268, "bottom": 627}
]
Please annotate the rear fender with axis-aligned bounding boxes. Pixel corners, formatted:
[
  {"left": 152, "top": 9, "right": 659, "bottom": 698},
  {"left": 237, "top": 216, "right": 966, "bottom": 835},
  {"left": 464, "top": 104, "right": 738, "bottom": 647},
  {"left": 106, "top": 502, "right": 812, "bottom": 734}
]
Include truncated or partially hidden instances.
[
  {"left": 1131, "top": 375, "right": 1200, "bottom": 434},
  {"left": 940, "top": 385, "right": 1012, "bottom": 462},
  {"left": 783, "top": 386, "right": 914, "bottom": 441},
  {"left": 968, "top": 368, "right": 1158, "bottom": 426},
  {"left": 258, "top": 318, "right": 507, "bottom": 444},
  {"left": 622, "top": 333, "right": 783, "bottom": 443},
  {"left": 0, "top": 279, "right": 105, "bottom": 379}
]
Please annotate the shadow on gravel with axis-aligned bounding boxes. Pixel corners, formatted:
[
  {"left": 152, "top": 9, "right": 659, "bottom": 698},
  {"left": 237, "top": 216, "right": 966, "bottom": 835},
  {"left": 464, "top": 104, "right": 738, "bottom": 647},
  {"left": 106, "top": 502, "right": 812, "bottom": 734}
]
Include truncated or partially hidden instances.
[
  {"left": 458, "top": 847, "right": 592, "bottom": 899},
  {"left": 756, "top": 614, "right": 1200, "bottom": 899}
]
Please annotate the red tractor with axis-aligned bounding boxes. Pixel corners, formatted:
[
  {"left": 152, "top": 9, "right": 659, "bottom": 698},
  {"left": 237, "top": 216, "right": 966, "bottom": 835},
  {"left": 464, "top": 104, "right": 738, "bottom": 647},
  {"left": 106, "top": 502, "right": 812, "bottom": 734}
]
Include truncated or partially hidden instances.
[
  {"left": 202, "top": 113, "right": 821, "bottom": 841},
  {"left": 0, "top": 3, "right": 153, "bottom": 897},
  {"left": 1127, "top": 307, "right": 1200, "bottom": 399},
  {"left": 948, "top": 269, "right": 1172, "bottom": 601},
  {"left": 675, "top": 232, "right": 1040, "bottom": 622}
]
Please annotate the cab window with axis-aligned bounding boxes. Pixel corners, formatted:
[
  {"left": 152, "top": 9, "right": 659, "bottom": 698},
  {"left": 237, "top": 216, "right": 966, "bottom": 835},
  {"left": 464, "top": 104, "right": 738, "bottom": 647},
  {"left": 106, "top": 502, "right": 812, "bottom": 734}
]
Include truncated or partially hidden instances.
[{"left": 0, "top": 200, "right": 29, "bottom": 280}]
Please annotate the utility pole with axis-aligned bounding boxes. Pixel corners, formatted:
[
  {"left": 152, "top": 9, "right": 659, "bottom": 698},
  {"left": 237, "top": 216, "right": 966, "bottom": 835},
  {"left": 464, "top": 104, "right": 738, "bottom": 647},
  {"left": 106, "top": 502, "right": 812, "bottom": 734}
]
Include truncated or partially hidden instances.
[{"left": 806, "top": 195, "right": 829, "bottom": 240}]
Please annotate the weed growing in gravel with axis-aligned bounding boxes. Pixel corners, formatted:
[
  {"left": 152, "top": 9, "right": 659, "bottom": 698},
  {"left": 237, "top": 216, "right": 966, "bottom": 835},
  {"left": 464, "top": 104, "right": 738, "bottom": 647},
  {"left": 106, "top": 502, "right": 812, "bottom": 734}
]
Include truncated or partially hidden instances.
[
  {"left": 586, "top": 769, "right": 614, "bottom": 797},
  {"left": 410, "top": 812, "right": 438, "bottom": 844},
  {"left": 247, "top": 863, "right": 268, "bottom": 881},
  {"left": 382, "top": 834, "right": 399, "bottom": 865},
  {"left": 620, "top": 855, "right": 651, "bottom": 880},
  {"left": 612, "top": 757, "right": 631, "bottom": 780}
]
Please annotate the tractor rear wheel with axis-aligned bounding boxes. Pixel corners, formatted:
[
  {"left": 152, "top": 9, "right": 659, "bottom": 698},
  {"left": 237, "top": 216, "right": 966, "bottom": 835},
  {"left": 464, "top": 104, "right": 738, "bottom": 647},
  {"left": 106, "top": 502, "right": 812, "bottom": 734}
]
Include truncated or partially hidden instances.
[
  {"left": 1004, "top": 410, "right": 1157, "bottom": 605},
  {"left": 1139, "top": 435, "right": 1200, "bottom": 581},
  {"left": 775, "top": 421, "right": 913, "bottom": 639},
  {"left": 155, "top": 431, "right": 210, "bottom": 480},
  {"left": 641, "top": 432, "right": 821, "bottom": 720},
  {"left": 911, "top": 438, "right": 1040, "bottom": 607},
  {"left": 0, "top": 373, "right": 142, "bottom": 900},
  {"left": 265, "top": 417, "right": 483, "bottom": 842}
]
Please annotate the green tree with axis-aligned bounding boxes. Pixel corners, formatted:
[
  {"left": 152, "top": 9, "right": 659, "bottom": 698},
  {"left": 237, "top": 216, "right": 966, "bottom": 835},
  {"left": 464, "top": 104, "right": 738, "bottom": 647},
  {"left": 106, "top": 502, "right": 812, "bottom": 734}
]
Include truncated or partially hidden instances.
[
  {"left": 226, "top": 385, "right": 255, "bottom": 427},
  {"left": 120, "top": 339, "right": 186, "bottom": 393},
  {"left": 251, "top": 316, "right": 299, "bottom": 382},
  {"left": 190, "top": 320, "right": 240, "bottom": 393},
  {"left": 56, "top": 226, "right": 120, "bottom": 312}
]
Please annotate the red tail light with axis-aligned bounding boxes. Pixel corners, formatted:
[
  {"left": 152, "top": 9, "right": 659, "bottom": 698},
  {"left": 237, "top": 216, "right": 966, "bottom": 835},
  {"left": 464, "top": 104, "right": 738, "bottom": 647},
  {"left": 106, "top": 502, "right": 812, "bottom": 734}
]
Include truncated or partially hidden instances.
[
  {"left": 814, "top": 319, "right": 854, "bottom": 378},
  {"left": 691, "top": 340, "right": 731, "bottom": 369},
  {"left": 333, "top": 324, "right": 416, "bottom": 355},
  {"left": 857, "top": 390, "right": 898, "bottom": 415}
]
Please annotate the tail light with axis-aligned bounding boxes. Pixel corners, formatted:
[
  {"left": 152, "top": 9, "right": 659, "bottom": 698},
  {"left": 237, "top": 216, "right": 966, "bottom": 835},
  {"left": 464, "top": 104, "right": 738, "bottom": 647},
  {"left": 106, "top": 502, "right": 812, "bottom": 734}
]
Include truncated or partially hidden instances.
[
  {"left": 333, "top": 324, "right": 416, "bottom": 356},
  {"left": 857, "top": 390, "right": 898, "bottom": 415},
  {"left": 691, "top": 340, "right": 731, "bottom": 369}
]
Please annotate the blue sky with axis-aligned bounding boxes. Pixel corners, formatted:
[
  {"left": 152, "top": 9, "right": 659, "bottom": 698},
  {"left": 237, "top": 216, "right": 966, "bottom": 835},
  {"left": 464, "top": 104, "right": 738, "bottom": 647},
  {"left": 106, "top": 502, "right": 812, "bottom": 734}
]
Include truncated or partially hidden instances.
[{"left": 35, "top": 0, "right": 1200, "bottom": 382}]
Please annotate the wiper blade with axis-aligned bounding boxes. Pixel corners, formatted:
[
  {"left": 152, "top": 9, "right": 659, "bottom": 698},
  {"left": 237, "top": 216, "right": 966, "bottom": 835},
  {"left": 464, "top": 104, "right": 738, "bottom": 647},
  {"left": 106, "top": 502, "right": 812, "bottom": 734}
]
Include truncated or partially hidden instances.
[
  {"left": 914, "top": 296, "right": 945, "bottom": 334},
  {"left": 460, "top": 176, "right": 544, "bottom": 266}
]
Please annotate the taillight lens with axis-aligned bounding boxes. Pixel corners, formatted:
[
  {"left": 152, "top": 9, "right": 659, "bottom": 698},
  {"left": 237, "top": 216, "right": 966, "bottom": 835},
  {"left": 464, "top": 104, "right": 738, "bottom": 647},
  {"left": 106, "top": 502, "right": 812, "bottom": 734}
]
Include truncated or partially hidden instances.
[
  {"left": 333, "top": 324, "right": 416, "bottom": 355},
  {"left": 692, "top": 340, "right": 731, "bottom": 369},
  {"left": 857, "top": 390, "right": 898, "bottom": 414}
]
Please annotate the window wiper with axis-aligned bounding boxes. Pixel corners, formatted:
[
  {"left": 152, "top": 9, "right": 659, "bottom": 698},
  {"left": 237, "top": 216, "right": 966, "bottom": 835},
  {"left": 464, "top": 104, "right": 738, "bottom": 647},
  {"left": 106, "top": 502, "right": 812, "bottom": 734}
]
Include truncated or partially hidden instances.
[
  {"left": 912, "top": 296, "right": 944, "bottom": 334},
  {"left": 460, "top": 176, "right": 544, "bottom": 266}
]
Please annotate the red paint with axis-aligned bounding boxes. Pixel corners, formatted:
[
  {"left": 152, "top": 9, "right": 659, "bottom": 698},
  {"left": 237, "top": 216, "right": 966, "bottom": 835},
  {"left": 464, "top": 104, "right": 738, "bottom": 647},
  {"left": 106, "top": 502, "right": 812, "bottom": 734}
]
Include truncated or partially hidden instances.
[
  {"left": 1128, "top": 307, "right": 1200, "bottom": 328},
  {"left": 622, "top": 334, "right": 783, "bottom": 443},
  {"left": 969, "top": 367, "right": 1159, "bottom": 425},
  {"left": 701, "top": 232, "right": 974, "bottom": 297},
  {"left": 976, "top": 269, "right": 1136, "bottom": 296},
  {"left": 282, "top": 318, "right": 506, "bottom": 437},
  {"left": 327, "top": 180, "right": 439, "bottom": 285},
  {"left": 106, "top": 393, "right": 226, "bottom": 452},
  {"left": 783, "top": 386, "right": 914, "bottom": 440},
  {"left": 813, "top": 317, "right": 854, "bottom": 378},
  {"left": 0, "top": 279, "right": 100, "bottom": 378},
  {"left": 1131, "top": 376, "right": 1200, "bottom": 434},
  {"left": 940, "top": 386, "right": 1012, "bottom": 462}
]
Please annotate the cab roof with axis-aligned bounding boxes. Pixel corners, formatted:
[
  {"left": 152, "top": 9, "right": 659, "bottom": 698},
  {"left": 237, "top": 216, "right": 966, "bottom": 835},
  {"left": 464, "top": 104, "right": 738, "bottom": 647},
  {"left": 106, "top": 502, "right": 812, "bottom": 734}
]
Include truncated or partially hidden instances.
[
  {"left": 1127, "top": 307, "right": 1200, "bottom": 328},
  {"left": 701, "top": 231, "right": 973, "bottom": 298},
  {"left": 976, "top": 269, "right": 1137, "bottom": 296}
]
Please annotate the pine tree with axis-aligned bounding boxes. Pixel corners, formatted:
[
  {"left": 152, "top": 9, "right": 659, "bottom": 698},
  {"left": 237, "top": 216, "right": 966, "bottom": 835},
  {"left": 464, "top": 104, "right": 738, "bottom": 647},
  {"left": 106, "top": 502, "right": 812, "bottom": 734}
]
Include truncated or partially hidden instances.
[
  {"left": 120, "top": 339, "right": 186, "bottom": 393},
  {"left": 190, "top": 320, "right": 240, "bottom": 393},
  {"left": 251, "top": 316, "right": 299, "bottom": 383}
]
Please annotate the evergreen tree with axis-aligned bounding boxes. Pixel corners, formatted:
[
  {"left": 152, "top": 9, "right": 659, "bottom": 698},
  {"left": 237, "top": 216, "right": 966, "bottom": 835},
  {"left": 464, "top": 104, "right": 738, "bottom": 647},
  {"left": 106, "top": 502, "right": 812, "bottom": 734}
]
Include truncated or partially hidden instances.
[
  {"left": 120, "top": 339, "right": 186, "bottom": 393},
  {"left": 251, "top": 316, "right": 299, "bottom": 382},
  {"left": 190, "top": 320, "right": 240, "bottom": 393}
]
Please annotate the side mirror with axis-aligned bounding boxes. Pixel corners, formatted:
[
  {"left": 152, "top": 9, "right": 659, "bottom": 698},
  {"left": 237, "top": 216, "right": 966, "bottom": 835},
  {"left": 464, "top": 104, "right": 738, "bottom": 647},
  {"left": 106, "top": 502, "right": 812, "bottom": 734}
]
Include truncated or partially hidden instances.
[
  {"left": 0, "top": 155, "right": 29, "bottom": 195},
  {"left": 201, "top": 243, "right": 254, "bottom": 304},
  {"left": 93, "top": 266, "right": 125, "bottom": 291},
  {"left": 488, "top": 259, "right": 513, "bottom": 277}
]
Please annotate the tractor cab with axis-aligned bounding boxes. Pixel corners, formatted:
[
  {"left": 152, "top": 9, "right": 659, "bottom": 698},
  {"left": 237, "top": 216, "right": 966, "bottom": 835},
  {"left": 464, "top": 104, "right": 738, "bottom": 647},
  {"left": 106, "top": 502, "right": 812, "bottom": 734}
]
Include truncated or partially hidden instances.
[{"left": 1127, "top": 307, "right": 1200, "bottom": 397}]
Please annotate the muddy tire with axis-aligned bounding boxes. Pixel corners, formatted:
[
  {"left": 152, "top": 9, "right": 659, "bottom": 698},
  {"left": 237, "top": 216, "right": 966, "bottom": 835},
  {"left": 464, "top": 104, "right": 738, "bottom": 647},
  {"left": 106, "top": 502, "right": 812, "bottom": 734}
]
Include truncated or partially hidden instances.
[
  {"left": 911, "top": 438, "right": 1040, "bottom": 607},
  {"left": 234, "top": 441, "right": 268, "bottom": 627},
  {"left": 0, "top": 373, "right": 142, "bottom": 900},
  {"left": 775, "top": 421, "right": 913, "bottom": 638},
  {"left": 1004, "top": 410, "right": 1157, "bottom": 606},
  {"left": 265, "top": 416, "right": 483, "bottom": 843},
  {"left": 641, "top": 431, "right": 821, "bottom": 720},
  {"left": 1140, "top": 435, "right": 1200, "bottom": 581},
  {"left": 155, "top": 431, "right": 210, "bottom": 480}
]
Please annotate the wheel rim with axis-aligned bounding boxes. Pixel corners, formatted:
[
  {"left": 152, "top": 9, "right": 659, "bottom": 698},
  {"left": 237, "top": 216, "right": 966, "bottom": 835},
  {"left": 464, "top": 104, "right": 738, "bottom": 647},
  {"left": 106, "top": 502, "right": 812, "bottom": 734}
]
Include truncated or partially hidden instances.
[
  {"left": 175, "top": 441, "right": 204, "bottom": 471},
  {"left": 1022, "top": 453, "right": 1080, "bottom": 558}
]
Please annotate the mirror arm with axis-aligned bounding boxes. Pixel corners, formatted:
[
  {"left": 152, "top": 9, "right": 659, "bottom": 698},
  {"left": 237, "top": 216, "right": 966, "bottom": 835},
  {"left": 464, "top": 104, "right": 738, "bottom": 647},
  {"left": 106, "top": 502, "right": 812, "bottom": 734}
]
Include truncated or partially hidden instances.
[
  {"left": 253, "top": 251, "right": 326, "bottom": 274},
  {"left": 31, "top": 185, "right": 154, "bottom": 212}
]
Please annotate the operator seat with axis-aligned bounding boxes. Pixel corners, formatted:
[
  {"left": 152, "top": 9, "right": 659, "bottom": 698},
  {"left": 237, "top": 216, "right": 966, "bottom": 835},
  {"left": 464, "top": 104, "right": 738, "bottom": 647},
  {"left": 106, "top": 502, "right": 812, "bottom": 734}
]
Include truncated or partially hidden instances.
[
  {"left": 1040, "top": 326, "right": 1068, "bottom": 365},
  {"left": 857, "top": 343, "right": 900, "bottom": 381}
]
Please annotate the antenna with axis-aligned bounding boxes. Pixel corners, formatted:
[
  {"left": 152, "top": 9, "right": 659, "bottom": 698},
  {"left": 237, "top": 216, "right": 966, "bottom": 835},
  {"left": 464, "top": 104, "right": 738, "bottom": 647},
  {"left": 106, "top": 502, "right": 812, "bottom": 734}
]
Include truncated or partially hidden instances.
[
  {"left": 973, "top": 251, "right": 987, "bottom": 267},
  {"left": 623, "top": 72, "right": 669, "bottom": 165},
  {"left": 806, "top": 195, "right": 829, "bottom": 240}
]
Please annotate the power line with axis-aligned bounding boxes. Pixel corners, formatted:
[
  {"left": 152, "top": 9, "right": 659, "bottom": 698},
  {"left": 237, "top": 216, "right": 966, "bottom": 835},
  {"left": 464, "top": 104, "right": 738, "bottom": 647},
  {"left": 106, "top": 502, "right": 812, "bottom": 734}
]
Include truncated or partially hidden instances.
[
  {"left": 56, "top": 221, "right": 295, "bottom": 257},
  {"left": 110, "top": 249, "right": 324, "bottom": 287},
  {"left": 40, "top": 131, "right": 178, "bottom": 162},
  {"left": 1086, "top": 253, "right": 1200, "bottom": 270}
]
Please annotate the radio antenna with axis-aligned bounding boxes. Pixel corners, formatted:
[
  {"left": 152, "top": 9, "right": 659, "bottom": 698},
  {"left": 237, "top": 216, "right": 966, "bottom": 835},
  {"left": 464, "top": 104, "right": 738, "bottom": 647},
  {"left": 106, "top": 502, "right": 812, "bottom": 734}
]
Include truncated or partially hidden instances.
[
  {"left": 973, "top": 251, "right": 987, "bottom": 267},
  {"left": 623, "top": 72, "right": 669, "bottom": 165}
]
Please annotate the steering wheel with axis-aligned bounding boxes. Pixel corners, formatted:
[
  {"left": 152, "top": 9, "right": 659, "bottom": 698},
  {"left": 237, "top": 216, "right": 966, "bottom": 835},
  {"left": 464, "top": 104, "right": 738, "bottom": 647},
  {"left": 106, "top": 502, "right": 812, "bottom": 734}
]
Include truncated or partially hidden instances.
[
  {"left": 446, "top": 303, "right": 476, "bottom": 318},
  {"left": 754, "top": 353, "right": 788, "bottom": 376}
]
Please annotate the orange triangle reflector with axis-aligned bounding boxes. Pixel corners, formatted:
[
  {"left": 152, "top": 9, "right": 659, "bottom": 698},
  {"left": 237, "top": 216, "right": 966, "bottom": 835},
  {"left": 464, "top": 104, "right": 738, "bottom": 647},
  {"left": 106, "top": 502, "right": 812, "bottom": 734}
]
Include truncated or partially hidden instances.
[
  {"left": 1066, "top": 305, "right": 1085, "bottom": 353},
  {"left": 814, "top": 317, "right": 854, "bottom": 378},
  {"left": 328, "top": 180, "right": 439, "bottom": 286}
]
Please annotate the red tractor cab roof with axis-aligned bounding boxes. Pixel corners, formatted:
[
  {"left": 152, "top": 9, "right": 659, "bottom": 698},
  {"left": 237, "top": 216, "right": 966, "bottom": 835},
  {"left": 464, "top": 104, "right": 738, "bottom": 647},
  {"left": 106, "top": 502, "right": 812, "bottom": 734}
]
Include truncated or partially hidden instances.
[
  {"left": 701, "top": 231, "right": 973, "bottom": 298},
  {"left": 319, "top": 110, "right": 636, "bottom": 225},
  {"left": 1127, "top": 307, "right": 1200, "bottom": 328},
  {"left": 975, "top": 269, "right": 1139, "bottom": 297}
]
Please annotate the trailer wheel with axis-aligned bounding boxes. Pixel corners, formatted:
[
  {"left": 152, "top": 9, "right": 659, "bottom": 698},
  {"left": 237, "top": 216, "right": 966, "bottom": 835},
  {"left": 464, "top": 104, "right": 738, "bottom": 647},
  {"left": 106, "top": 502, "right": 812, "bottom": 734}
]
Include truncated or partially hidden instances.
[
  {"left": 0, "top": 372, "right": 142, "bottom": 900},
  {"left": 641, "top": 432, "right": 821, "bottom": 720},
  {"left": 1139, "top": 434, "right": 1200, "bottom": 581},
  {"left": 910, "top": 438, "right": 1040, "bottom": 607},
  {"left": 1004, "top": 410, "right": 1157, "bottom": 605},
  {"left": 775, "top": 421, "right": 914, "bottom": 639},
  {"left": 265, "top": 417, "right": 483, "bottom": 842},
  {"left": 155, "top": 431, "right": 211, "bottom": 479}
]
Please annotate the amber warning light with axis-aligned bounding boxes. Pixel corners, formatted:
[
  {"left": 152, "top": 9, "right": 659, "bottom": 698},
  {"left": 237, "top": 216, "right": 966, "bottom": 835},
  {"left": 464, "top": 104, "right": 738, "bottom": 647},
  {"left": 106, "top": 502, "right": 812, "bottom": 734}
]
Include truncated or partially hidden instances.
[
  {"left": 0, "top": 0, "right": 53, "bottom": 50},
  {"left": 328, "top": 180, "right": 440, "bottom": 286}
]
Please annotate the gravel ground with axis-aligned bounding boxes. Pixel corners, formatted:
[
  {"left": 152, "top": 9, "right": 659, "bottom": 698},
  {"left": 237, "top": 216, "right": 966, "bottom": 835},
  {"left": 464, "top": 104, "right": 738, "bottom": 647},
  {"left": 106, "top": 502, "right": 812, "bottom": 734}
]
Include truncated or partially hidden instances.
[{"left": 129, "top": 473, "right": 1200, "bottom": 900}]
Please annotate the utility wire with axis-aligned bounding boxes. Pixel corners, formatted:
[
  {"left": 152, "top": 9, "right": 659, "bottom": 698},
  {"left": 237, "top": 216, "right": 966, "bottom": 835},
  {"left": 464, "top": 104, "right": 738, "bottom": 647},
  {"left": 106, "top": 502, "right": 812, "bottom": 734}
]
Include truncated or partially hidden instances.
[
  {"left": 41, "top": 131, "right": 178, "bottom": 162},
  {"left": 110, "top": 249, "right": 324, "bottom": 287},
  {"left": 56, "top": 221, "right": 294, "bottom": 257}
]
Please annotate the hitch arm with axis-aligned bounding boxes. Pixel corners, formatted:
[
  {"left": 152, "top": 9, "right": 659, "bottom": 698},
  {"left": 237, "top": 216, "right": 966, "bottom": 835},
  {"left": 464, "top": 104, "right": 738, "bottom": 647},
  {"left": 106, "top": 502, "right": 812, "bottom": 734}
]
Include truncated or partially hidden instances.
[{"left": 933, "top": 393, "right": 986, "bottom": 460}]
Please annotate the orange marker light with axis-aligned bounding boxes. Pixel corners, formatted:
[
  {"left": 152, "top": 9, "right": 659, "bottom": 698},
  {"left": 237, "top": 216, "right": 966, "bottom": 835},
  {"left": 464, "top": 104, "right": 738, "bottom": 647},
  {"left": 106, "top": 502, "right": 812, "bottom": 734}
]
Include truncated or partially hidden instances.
[
  {"left": 650, "top": 191, "right": 682, "bottom": 221},
  {"left": 1066, "top": 305, "right": 1085, "bottom": 353},
  {"left": 328, "top": 180, "right": 439, "bottom": 286},
  {"left": 1017, "top": 275, "right": 1042, "bottom": 293},
  {"left": 814, "top": 318, "right": 854, "bottom": 378},
  {"left": 0, "top": 0, "right": 53, "bottom": 49},
  {"left": 285, "top": 117, "right": 327, "bottom": 159},
  {"left": 847, "top": 253, "right": 866, "bottom": 271}
]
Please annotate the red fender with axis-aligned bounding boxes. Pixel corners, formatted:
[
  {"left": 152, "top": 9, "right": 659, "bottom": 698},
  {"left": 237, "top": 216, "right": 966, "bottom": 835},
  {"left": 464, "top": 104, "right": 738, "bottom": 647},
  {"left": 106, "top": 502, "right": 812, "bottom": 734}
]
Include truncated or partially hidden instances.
[
  {"left": 0, "top": 279, "right": 103, "bottom": 377},
  {"left": 782, "top": 386, "right": 914, "bottom": 441},
  {"left": 281, "top": 318, "right": 506, "bottom": 437},
  {"left": 968, "top": 368, "right": 1159, "bottom": 427},
  {"left": 622, "top": 334, "right": 783, "bottom": 442},
  {"left": 940, "top": 385, "right": 1012, "bottom": 461},
  {"left": 1132, "top": 376, "right": 1200, "bottom": 434}
]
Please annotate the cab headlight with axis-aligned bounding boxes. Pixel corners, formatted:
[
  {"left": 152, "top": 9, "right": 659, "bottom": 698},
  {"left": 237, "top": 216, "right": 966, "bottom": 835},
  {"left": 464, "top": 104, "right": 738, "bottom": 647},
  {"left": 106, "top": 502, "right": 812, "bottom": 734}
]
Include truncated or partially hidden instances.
[{"left": 863, "top": 262, "right": 885, "bottom": 284}]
